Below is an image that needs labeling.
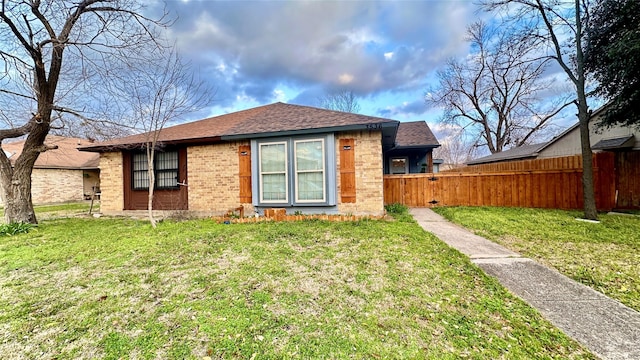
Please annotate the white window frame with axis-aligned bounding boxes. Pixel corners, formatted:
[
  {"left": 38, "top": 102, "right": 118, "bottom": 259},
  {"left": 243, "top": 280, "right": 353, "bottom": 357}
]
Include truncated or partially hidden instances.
[
  {"left": 258, "top": 141, "right": 288, "bottom": 204},
  {"left": 294, "top": 138, "right": 326, "bottom": 203}
]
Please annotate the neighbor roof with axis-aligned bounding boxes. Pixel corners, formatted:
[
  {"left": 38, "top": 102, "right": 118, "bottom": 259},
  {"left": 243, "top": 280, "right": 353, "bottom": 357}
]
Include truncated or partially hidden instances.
[
  {"left": 394, "top": 121, "right": 440, "bottom": 148},
  {"left": 80, "top": 102, "right": 400, "bottom": 152},
  {"left": 466, "top": 142, "right": 548, "bottom": 165},
  {"left": 2, "top": 135, "right": 100, "bottom": 169},
  {"left": 591, "top": 135, "right": 635, "bottom": 150}
]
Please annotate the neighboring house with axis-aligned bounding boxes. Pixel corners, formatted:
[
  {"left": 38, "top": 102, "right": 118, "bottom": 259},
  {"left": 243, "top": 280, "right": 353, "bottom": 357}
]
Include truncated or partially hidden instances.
[
  {"left": 0, "top": 136, "right": 101, "bottom": 205},
  {"left": 384, "top": 121, "right": 440, "bottom": 174},
  {"left": 432, "top": 159, "right": 444, "bottom": 173},
  {"left": 467, "top": 106, "right": 640, "bottom": 165},
  {"left": 79, "top": 102, "right": 439, "bottom": 216}
]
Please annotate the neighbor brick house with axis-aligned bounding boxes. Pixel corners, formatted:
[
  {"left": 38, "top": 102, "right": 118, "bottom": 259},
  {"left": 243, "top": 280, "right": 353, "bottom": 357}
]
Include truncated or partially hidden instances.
[
  {"left": 1, "top": 136, "right": 100, "bottom": 205},
  {"left": 80, "top": 102, "right": 439, "bottom": 217}
]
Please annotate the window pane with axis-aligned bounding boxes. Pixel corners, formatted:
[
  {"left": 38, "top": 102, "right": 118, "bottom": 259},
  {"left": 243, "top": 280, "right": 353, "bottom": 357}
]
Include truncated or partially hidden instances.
[
  {"left": 295, "top": 139, "right": 325, "bottom": 202},
  {"left": 297, "top": 172, "right": 324, "bottom": 201},
  {"left": 156, "top": 171, "right": 177, "bottom": 188},
  {"left": 260, "top": 143, "right": 286, "bottom": 172},
  {"left": 296, "top": 140, "right": 323, "bottom": 171},
  {"left": 132, "top": 153, "right": 149, "bottom": 189},
  {"left": 390, "top": 158, "right": 407, "bottom": 174},
  {"left": 133, "top": 153, "right": 148, "bottom": 171},
  {"left": 262, "top": 173, "right": 286, "bottom": 201},
  {"left": 133, "top": 170, "right": 149, "bottom": 189},
  {"left": 156, "top": 151, "right": 178, "bottom": 170}
]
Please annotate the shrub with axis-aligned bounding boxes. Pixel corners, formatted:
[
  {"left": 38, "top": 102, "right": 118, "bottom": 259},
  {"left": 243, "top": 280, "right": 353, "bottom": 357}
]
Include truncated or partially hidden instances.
[
  {"left": 385, "top": 203, "right": 409, "bottom": 215},
  {"left": 0, "top": 222, "right": 34, "bottom": 236}
]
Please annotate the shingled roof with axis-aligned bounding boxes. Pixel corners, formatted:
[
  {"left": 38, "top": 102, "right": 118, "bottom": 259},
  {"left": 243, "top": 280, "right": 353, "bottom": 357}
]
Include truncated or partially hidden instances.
[
  {"left": 466, "top": 142, "right": 548, "bottom": 165},
  {"left": 591, "top": 135, "right": 635, "bottom": 150},
  {"left": 80, "top": 102, "right": 400, "bottom": 152},
  {"left": 2, "top": 135, "right": 99, "bottom": 169},
  {"left": 394, "top": 121, "right": 439, "bottom": 148}
]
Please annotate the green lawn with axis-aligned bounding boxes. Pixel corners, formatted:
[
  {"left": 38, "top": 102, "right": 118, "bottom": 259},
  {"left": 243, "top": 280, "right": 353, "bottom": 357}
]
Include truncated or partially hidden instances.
[
  {"left": 0, "top": 210, "right": 593, "bottom": 359},
  {"left": 432, "top": 206, "right": 640, "bottom": 312},
  {"left": 0, "top": 201, "right": 98, "bottom": 221}
]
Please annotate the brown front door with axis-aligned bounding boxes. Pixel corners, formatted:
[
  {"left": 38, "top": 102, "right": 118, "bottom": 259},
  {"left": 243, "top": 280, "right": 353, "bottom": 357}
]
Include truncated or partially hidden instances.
[{"left": 123, "top": 148, "right": 188, "bottom": 210}]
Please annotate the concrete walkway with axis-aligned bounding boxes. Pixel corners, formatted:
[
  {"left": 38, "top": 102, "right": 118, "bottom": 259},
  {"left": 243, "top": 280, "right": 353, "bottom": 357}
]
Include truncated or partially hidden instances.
[{"left": 410, "top": 208, "right": 640, "bottom": 360}]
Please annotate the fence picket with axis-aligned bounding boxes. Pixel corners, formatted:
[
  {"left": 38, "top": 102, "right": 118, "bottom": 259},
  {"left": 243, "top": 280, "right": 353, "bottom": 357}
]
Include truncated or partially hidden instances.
[{"left": 384, "top": 152, "right": 638, "bottom": 210}]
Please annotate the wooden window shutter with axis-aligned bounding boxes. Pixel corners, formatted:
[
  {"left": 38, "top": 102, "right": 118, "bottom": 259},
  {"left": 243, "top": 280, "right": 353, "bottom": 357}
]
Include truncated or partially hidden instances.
[
  {"left": 238, "top": 145, "right": 252, "bottom": 203},
  {"left": 339, "top": 138, "right": 356, "bottom": 203}
]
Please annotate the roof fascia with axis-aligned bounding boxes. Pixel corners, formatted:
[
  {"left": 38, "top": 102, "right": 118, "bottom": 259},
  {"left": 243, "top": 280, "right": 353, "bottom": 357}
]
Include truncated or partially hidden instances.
[
  {"left": 535, "top": 103, "right": 611, "bottom": 153},
  {"left": 79, "top": 136, "right": 224, "bottom": 152},
  {"left": 220, "top": 122, "right": 399, "bottom": 141},
  {"left": 391, "top": 144, "right": 441, "bottom": 150},
  {"left": 536, "top": 123, "right": 580, "bottom": 153},
  {"left": 466, "top": 152, "right": 539, "bottom": 165}
]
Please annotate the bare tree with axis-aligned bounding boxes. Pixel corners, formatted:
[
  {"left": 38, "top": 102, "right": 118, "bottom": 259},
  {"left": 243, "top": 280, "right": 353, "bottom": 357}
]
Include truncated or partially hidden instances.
[
  {"left": 432, "top": 128, "right": 479, "bottom": 169},
  {"left": 427, "top": 21, "right": 571, "bottom": 154},
  {"left": 481, "top": 0, "right": 598, "bottom": 220},
  {"left": 0, "top": 0, "right": 169, "bottom": 223},
  {"left": 318, "top": 90, "right": 361, "bottom": 113},
  {"left": 114, "top": 48, "right": 211, "bottom": 227}
]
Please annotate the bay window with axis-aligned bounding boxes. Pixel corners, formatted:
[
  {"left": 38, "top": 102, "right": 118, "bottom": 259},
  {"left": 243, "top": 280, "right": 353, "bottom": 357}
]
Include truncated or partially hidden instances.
[{"left": 255, "top": 135, "right": 335, "bottom": 206}]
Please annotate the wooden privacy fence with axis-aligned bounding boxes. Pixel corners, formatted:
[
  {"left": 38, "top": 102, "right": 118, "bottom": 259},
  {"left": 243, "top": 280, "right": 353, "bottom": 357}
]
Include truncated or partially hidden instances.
[{"left": 383, "top": 152, "right": 626, "bottom": 210}]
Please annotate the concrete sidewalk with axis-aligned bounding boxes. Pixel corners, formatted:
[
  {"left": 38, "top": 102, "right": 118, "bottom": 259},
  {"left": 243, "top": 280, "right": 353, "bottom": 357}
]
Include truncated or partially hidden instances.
[{"left": 410, "top": 208, "right": 640, "bottom": 360}]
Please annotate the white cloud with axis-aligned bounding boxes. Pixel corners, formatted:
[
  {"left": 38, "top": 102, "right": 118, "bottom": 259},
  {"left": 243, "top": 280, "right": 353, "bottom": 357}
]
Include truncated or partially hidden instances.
[
  {"left": 272, "top": 89, "right": 286, "bottom": 102},
  {"left": 154, "top": 0, "right": 479, "bottom": 112},
  {"left": 338, "top": 73, "right": 354, "bottom": 85}
]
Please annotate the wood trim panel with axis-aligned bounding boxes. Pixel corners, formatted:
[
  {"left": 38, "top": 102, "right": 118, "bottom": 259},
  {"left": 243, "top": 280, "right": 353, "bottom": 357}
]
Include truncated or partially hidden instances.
[
  {"left": 339, "top": 138, "right": 356, "bottom": 203},
  {"left": 239, "top": 144, "right": 252, "bottom": 203}
]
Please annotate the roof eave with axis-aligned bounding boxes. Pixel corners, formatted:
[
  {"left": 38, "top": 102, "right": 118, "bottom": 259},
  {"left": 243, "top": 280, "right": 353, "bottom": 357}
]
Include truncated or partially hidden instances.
[
  {"left": 32, "top": 165, "right": 100, "bottom": 170},
  {"left": 220, "top": 122, "right": 399, "bottom": 141},
  {"left": 391, "top": 144, "right": 440, "bottom": 150},
  {"left": 79, "top": 136, "right": 225, "bottom": 152},
  {"left": 466, "top": 153, "right": 539, "bottom": 165}
]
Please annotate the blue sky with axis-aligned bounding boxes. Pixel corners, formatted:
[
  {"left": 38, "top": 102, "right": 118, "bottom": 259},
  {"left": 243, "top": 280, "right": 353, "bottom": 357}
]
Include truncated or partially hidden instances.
[{"left": 150, "top": 0, "right": 488, "bottom": 130}]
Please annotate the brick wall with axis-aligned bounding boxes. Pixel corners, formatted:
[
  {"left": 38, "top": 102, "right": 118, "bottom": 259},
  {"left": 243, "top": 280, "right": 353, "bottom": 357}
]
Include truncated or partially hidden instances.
[
  {"left": 95, "top": 133, "right": 384, "bottom": 217},
  {"left": 31, "top": 168, "right": 85, "bottom": 204},
  {"left": 99, "top": 152, "right": 124, "bottom": 213},
  {"left": 0, "top": 168, "right": 92, "bottom": 206},
  {"left": 188, "top": 141, "right": 254, "bottom": 215},
  {"left": 83, "top": 169, "right": 100, "bottom": 197},
  {"left": 336, "top": 131, "right": 385, "bottom": 216}
]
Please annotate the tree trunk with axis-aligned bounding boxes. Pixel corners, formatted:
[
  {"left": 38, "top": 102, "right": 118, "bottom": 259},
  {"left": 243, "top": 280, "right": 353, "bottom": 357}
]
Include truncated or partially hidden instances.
[
  {"left": 578, "top": 106, "right": 598, "bottom": 220},
  {"left": 575, "top": 0, "right": 598, "bottom": 221},
  {"left": 1, "top": 164, "right": 37, "bottom": 224},
  {"left": 147, "top": 147, "right": 157, "bottom": 228},
  {"left": 0, "top": 123, "right": 50, "bottom": 224}
]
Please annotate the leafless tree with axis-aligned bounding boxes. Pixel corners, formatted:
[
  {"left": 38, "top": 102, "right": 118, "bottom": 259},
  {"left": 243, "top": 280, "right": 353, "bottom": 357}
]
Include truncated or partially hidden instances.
[
  {"left": 0, "top": 0, "right": 169, "bottom": 223},
  {"left": 318, "top": 90, "right": 361, "bottom": 113},
  {"left": 432, "top": 127, "right": 479, "bottom": 169},
  {"left": 427, "top": 21, "right": 572, "bottom": 154},
  {"left": 481, "top": 0, "right": 598, "bottom": 220},
  {"left": 113, "top": 48, "right": 211, "bottom": 227}
]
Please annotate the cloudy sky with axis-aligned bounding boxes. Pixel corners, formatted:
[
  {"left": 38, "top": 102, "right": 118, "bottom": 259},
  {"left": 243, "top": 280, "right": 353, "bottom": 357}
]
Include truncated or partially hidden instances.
[{"left": 147, "top": 0, "right": 488, "bottom": 126}]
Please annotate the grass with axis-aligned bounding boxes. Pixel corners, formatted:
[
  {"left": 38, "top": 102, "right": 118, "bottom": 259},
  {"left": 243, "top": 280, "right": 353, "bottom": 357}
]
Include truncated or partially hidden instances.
[
  {"left": 0, "top": 201, "right": 98, "bottom": 221},
  {"left": 0, "top": 210, "right": 594, "bottom": 359},
  {"left": 432, "top": 206, "right": 640, "bottom": 312}
]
